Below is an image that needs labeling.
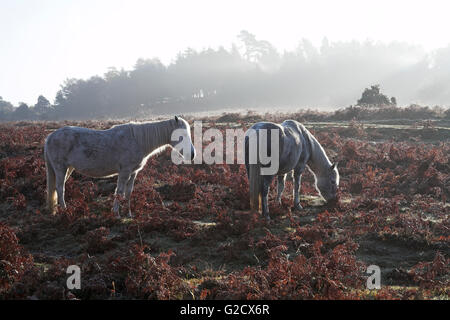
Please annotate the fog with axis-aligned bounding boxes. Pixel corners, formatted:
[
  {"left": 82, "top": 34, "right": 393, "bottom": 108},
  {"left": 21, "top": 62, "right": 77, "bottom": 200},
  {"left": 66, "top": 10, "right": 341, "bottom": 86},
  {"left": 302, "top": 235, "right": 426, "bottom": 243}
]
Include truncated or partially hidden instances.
[{"left": 1, "top": 30, "right": 450, "bottom": 120}]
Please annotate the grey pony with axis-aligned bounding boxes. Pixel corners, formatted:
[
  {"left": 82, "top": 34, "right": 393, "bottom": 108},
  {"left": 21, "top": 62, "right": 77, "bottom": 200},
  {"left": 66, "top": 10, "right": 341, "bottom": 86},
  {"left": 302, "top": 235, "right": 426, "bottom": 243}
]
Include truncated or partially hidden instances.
[
  {"left": 244, "top": 120, "right": 339, "bottom": 220},
  {"left": 44, "top": 116, "right": 194, "bottom": 217}
]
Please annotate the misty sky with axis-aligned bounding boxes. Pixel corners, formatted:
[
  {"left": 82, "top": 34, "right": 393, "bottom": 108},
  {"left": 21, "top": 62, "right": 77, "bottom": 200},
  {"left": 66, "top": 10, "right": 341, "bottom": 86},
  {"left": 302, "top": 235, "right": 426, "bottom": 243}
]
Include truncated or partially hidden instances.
[{"left": 1, "top": 0, "right": 450, "bottom": 105}]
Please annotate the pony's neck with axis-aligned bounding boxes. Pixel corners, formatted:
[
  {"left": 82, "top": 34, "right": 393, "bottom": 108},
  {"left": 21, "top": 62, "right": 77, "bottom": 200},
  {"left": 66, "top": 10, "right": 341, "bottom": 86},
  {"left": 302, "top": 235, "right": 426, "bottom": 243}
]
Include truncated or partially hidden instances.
[
  {"left": 133, "top": 119, "right": 175, "bottom": 156},
  {"left": 305, "top": 130, "right": 332, "bottom": 177}
]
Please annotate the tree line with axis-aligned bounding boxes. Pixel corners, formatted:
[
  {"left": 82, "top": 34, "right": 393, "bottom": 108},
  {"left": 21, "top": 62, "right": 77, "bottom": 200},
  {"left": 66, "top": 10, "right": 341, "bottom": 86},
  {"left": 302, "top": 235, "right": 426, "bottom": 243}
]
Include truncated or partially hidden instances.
[{"left": 2, "top": 31, "right": 450, "bottom": 121}]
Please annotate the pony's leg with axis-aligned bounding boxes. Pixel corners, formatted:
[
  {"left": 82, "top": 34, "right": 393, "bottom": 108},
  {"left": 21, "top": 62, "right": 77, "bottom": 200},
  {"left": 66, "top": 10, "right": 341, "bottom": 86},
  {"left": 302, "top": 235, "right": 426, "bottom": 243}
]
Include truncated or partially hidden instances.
[
  {"left": 287, "top": 170, "right": 294, "bottom": 182},
  {"left": 276, "top": 174, "right": 286, "bottom": 205},
  {"left": 65, "top": 166, "right": 74, "bottom": 183},
  {"left": 124, "top": 172, "right": 137, "bottom": 218},
  {"left": 244, "top": 136, "right": 250, "bottom": 180},
  {"left": 113, "top": 172, "right": 131, "bottom": 217},
  {"left": 261, "top": 175, "right": 274, "bottom": 220},
  {"left": 293, "top": 165, "right": 306, "bottom": 210},
  {"left": 55, "top": 168, "right": 67, "bottom": 210}
]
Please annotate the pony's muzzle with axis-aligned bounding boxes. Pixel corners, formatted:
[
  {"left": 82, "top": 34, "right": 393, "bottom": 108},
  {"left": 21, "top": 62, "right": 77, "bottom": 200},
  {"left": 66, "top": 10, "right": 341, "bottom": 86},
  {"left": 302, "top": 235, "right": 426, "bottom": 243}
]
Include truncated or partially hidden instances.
[
  {"left": 325, "top": 192, "right": 340, "bottom": 207},
  {"left": 326, "top": 197, "right": 338, "bottom": 205}
]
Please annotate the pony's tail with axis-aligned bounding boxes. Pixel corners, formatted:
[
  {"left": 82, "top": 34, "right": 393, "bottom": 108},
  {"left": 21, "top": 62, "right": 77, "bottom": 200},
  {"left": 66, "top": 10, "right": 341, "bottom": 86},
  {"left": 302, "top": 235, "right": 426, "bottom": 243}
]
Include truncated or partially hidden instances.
[
  {"left": 249, "top": 163, "right": 262, "bottom": 212},
  {"left": 44, "top": 143, "right": 57, "bottom": 214}
]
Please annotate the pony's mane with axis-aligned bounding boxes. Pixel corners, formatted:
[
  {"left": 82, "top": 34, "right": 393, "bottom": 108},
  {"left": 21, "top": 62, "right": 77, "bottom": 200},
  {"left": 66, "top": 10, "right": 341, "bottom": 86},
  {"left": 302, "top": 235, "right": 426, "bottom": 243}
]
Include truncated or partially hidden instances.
[
  {"left": 128, "top": 119, "right": 178, "bottom": 155},
  {"left": 300, "top": 125, "right": 332, "bottom": 176}
]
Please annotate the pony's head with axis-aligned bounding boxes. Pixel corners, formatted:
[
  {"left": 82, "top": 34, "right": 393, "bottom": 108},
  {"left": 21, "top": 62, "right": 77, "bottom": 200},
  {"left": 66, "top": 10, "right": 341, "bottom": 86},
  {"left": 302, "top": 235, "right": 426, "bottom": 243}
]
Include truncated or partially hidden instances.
[
  {"left": 170, "top": 116, "right": 196, "bottom": 161},
  {"left": 316, "top": 162, "right": 339, "bottom": 202}
]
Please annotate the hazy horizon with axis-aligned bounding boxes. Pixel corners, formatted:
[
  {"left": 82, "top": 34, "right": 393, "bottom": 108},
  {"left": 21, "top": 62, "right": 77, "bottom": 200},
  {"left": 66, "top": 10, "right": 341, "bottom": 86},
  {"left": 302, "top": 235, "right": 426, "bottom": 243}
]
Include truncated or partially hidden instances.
[{"left": 2, "top": 0, "right": 450, "bottom": 106}]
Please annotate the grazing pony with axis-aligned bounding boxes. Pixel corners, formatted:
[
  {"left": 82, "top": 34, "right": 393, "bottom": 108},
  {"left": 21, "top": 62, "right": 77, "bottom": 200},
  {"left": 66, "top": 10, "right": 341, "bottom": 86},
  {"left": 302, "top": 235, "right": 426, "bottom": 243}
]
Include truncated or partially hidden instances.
[
  {"left": 44, "top": 116, "right": 194, "bottom": 217},
  {"left": 244, "top": 120, "right": 339, "bottom": 220}
]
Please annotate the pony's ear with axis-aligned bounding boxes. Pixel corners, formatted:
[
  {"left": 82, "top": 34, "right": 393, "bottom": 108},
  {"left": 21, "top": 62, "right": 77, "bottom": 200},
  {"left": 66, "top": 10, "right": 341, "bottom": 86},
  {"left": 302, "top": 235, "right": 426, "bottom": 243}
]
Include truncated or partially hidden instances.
[{"left": 175, "top": 116, "right": 179, "bottom": 123}]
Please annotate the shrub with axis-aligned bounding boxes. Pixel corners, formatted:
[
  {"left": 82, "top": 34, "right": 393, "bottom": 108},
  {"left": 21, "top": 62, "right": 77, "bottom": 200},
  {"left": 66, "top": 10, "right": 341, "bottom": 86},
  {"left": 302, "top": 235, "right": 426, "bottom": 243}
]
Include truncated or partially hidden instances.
[{"left": 0, "top": 223, "right": 34, "bottom": 294}]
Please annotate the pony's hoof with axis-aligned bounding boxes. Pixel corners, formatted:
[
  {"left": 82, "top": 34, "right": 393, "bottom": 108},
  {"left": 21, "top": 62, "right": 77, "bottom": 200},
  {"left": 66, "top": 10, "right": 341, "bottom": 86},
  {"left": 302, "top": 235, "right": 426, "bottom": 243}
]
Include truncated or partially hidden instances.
[
  {"left": 128, "top": 211, "right": 134, "bottom": 218},
  {"left": 292, "top": 204, "right": 303, "bottom": 211}
]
